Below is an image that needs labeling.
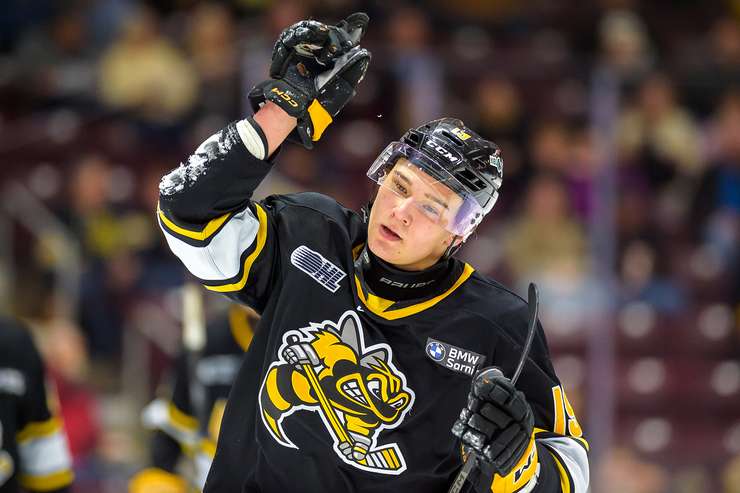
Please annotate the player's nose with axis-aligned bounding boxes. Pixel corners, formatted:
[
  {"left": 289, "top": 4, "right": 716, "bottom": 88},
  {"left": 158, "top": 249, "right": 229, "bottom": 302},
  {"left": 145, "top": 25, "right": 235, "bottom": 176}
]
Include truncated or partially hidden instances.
[{"left": 391, "top": 198, "right": 413, "bottom": 226}]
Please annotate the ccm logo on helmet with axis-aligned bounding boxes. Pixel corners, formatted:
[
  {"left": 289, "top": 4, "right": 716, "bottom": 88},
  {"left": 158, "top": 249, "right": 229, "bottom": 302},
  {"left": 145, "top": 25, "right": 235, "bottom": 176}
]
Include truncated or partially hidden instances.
[{"left": 424, "top": 139, "right": 459, "bottom": 163}]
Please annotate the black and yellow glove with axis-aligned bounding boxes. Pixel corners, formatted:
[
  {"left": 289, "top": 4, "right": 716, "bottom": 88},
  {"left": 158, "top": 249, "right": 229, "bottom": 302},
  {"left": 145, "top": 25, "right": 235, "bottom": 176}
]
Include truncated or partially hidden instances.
[
  {"left": 248, "top": 13, "right": 371, "bottom": 149},
  {"left": 452, "top": 368, "right": 539, "bottom": 492}
]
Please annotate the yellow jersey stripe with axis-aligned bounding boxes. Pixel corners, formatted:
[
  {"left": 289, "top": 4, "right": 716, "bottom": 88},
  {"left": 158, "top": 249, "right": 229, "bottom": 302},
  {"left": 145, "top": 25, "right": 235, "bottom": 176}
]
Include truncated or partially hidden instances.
[
  {"left": 204, "top": 204, "right": 268, "bottom": 293},
  {"left": 201, "top": 438, "right": 217, "bottom": 459},
  {"left": 572, "top": 436, "right": 590, "bottom": 451},
  {"left": 18, "top": 469, "right": 74, "bottom": 492},
  {"left": 548, "top": 448, "right": 574, "bottom": 493},
  {"left": 229, "top": 305, "right": 254, "bottom": 352},
  {"left": 16, "top": 418, "right": 61, "bottom": 443},
  {"left": 168, "top": 402, "right": 198, "bottom": 432},
  {"left": 157, "top": 202, "right": 232, "bottom": 241},
  {"left": 355, "top": 263, "right": 475, "bottom": 320}
]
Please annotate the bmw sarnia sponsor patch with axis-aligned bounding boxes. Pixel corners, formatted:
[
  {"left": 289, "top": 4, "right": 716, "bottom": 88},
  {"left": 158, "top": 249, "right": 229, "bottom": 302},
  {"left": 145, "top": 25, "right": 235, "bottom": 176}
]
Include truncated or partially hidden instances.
[{"left": 424, "top": 338, "right": 484, "bottom": 376}]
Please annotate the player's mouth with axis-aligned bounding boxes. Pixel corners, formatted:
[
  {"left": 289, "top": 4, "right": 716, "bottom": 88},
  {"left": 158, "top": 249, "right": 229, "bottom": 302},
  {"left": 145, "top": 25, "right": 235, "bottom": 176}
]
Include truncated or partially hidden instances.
[{"left": 379, "top": 224, "right": 402, "bottom": 241}]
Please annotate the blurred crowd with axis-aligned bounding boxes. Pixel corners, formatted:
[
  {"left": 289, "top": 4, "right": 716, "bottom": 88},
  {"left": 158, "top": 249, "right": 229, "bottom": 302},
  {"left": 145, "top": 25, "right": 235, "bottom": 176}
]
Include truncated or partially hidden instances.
[{"left": 0, "top": 0, "right": 738, "bottom": 492}]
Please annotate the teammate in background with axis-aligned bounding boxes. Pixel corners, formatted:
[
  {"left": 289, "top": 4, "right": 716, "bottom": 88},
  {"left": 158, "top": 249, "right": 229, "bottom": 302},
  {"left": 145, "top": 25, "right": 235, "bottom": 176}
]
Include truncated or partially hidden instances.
[
  {"left": 0, "top": 317, "right": 74, "bottom": 493},
  {"left": 157, "top": 12, "right": 589, "bottom": 493},
  {"left": 129, "top": 305, "right": 257, "bottom": 493}
]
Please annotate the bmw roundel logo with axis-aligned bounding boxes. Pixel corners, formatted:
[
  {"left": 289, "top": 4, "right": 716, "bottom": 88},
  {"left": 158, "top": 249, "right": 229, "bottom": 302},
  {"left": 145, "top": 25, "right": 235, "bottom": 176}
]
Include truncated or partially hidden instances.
[{"left": 426, "top": 341, "right": 446, "bottom": 361}]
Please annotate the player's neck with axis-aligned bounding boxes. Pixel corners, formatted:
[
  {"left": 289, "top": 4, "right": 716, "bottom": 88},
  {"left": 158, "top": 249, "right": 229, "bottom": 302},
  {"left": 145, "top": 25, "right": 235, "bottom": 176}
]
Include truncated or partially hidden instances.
[{"left": 359, "top": 246, "right": 455, "bottom": 301}]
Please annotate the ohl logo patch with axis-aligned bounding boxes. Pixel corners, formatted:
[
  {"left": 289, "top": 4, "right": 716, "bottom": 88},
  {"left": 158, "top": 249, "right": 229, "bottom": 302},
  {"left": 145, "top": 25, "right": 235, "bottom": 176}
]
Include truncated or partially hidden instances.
[{"left": 258, "top": 311, "right": 415, "bottom": 475}]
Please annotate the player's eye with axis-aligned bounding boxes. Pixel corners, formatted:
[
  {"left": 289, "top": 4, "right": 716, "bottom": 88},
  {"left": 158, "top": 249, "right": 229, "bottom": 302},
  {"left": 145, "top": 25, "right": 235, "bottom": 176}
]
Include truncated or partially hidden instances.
[
  {"left": 392, "top": 178, "right": 408, "bottom": 196},
  {"left": 421, "top": 203, "right": 440, "bottom": 218}
]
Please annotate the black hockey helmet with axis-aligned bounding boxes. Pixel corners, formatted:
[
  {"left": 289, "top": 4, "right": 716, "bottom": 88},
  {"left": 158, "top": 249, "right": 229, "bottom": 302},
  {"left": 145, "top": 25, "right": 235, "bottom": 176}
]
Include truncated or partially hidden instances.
[{"left": 367, "top": 118, "right": 503, "bottom": 237}]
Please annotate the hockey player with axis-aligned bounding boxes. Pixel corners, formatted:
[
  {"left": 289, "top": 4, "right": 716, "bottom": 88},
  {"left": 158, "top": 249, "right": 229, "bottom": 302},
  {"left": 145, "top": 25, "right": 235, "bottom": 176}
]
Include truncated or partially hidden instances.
[
  {"left": 129, "top": 304, "right": 257, "bottom": 493},
  {"left": 0, "top": 317, "right": 74, "bottom": 493},
  {"left": 157, "top": 12, "right": 589, "bottom": 493}
]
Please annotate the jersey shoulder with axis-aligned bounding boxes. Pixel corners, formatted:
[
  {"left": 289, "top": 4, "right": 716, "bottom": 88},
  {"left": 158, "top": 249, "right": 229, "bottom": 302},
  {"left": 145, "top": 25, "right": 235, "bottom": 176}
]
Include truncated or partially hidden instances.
[
  {"left": 458, "top": 271, "right": 537, "bottom": 346},
  {"left": 0, "top": 317, "right": 38, "bottom": 365},
  {"left": 264, "top": 191, "right": 366, "bottom": 243}
]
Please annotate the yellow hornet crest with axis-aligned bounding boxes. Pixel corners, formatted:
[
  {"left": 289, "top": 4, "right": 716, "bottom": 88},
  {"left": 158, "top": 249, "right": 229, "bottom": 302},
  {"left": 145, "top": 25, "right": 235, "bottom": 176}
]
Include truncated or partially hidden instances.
[{"left": 259, "top": 311, "right": 415, "bottom": 475}]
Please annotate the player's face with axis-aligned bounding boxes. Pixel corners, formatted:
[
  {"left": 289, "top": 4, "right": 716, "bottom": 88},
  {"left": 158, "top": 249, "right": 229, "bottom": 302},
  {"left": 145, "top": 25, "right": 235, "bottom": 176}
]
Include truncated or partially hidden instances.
[{"left": 367, "top": 159, "right": 462, "bottom": 271}]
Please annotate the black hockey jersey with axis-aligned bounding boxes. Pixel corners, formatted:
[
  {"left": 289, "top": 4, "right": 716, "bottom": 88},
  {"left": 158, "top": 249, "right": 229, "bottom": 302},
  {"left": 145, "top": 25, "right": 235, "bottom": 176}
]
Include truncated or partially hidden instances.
[
  {"left": 0, "top": 318, "right": 73, "bottom": 493},
  {"left": 157, "top": 120, "right": 589, "bottom": 493},
  {"left": 140, "top": 305, "right": 256, "bottom": 490}
]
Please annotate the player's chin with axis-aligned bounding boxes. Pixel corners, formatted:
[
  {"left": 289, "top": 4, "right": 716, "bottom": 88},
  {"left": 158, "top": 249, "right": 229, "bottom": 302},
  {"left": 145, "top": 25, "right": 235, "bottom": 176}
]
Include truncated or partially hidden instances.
[{"left": 368, "top": 235, "right": 401, "bottom": 262}]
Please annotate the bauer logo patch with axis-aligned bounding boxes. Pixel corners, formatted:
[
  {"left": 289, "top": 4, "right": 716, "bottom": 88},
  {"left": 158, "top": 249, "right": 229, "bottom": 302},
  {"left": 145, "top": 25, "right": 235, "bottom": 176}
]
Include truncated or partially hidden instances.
[
  {"left": 291, "top": 245, "right": 346, "bottom": 292},
  {"left": 425, "top": 338, "right": 484, "bottom": 376}
]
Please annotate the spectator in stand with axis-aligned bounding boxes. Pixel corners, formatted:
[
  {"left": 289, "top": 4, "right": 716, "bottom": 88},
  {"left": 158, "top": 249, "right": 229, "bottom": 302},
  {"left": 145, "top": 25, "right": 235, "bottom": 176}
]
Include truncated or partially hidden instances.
[
  {"left": 502, "top": 173, "right": 599, "bottom": 332},
  {"left": 12, "top": 7, "right": 97, "bottom": 107},
  {"left": 723, "top": 454, "right": 740, "bottom": 493},
  {"left": 692, "top": 90, "right": 740, "bottom": 274},
  {"left": 619, "top": 239, "right": 686, "bottom": 314},
  {"left": 683, "top": 17, "right": 740, "bottom": 117},
  {"left": 617, "top": 73, "right": 704, "bottom": 188},
  {"left": 61, "top": 154, "right": 151, "bottom": 359},
  {"left": 599, "top": 9, "right": 655, "bottom": 89},
  {"left": 98, "top": 5, "right": 198, "bottom": 124},
  {"left": 528, "top": 119, "right": 572, "bottom": 175},
  {"left": 385, "top": 6, "right": 444, "bottom": 132},
  {"left": 186, "top": 3, "right": 240, "bottom": 121},
  {"left": 472, "top": 75, "right": 529, "bottom": 207}
]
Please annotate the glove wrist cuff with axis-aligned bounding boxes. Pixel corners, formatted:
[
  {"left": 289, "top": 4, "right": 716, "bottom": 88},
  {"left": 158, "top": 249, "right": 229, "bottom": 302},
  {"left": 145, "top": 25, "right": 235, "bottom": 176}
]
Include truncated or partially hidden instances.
[{"left": 491, "top": 434, "right": 538, "bottom": 493}]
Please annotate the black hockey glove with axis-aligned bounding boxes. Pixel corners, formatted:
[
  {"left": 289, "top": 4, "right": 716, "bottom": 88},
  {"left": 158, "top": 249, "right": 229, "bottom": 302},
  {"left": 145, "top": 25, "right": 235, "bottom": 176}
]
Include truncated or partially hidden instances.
[
  {"left": 452, "top": 368, "right": 535, "bottom": 485},
  {"left": 248, "top": 13, "right": 371, "bottom": 149}
]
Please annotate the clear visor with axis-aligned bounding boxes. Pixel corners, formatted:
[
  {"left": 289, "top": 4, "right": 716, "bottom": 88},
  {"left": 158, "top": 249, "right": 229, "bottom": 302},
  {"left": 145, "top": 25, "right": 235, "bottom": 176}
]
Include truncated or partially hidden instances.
[{"left": 367, "top": 142, "right": 484, "bottom": 237}]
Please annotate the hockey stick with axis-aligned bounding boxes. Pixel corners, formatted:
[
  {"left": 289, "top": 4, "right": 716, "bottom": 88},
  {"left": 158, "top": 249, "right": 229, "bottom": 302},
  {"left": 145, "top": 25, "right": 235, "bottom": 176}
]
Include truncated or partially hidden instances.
[
  {"left": 301, "top": 363, "right": 403, "bottom": 472},
  {"left": 448, "top": 282, "right": 540, "bottom": 493},
  {"left": 183, "top": 282, "right": 207, "bottom": 430}
]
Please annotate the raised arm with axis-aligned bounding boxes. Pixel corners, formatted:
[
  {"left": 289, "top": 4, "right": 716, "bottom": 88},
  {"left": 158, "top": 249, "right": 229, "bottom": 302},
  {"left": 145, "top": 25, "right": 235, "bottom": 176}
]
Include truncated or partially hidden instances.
[{"left": 157, "top": 13, "right": 371, "bottom": 309}]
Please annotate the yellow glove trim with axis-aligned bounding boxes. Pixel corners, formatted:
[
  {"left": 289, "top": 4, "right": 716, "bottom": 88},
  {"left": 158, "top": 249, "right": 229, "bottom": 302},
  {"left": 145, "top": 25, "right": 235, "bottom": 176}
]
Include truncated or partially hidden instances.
[
  {"left": 491, "top": 433, "right": 538, "bottom": 493},
  {"left": 129, "top": 468, "right": 187, "bottom": 493},
  {"left": 307, "top": 100, "right": 333, "bottom": 141}
]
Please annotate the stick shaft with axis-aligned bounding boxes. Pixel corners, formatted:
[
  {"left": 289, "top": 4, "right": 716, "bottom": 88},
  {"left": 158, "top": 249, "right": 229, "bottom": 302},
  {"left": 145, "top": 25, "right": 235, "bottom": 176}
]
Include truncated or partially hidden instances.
[{"left": 302, "top": 363, "right": 351, "bottom": 444}]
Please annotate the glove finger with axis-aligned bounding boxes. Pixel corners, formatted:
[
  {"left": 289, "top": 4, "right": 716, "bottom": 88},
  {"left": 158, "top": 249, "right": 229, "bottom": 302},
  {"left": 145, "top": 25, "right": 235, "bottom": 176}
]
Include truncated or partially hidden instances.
[
  {"left": 314, "top": 29, "right": 353, "bottom": 65},
  {"left": 487, "top": 382, "right": 514, "bottom": 407},
  {"left": 467, "top": 413, "right": 498, "bottom": 438},
  {"left": 282, "top": 20, "right": 329, "bottom": 48},
  {"left": 473, "top": 375, "right": 497, "bottom": 399},
  {"left": 507, "top": 391, "right": 530, "bottom": 422},
  {"left": 462, "top": 429, "right": 486, "bottom": 452},
  {"left": 339, "top": 12, "right": 369, "bottom": 44},
  {"left": 485, "top": 422, "right": 520, "bottom": 459},
  {"left": 269, "top": 44, "right": 293, "bottom": 78},
  {"left": 336, "top": 48, "right": 370, "bottom": 86},
  {"left": 479, "top": 402, "right": 512, "bottom": 428}
]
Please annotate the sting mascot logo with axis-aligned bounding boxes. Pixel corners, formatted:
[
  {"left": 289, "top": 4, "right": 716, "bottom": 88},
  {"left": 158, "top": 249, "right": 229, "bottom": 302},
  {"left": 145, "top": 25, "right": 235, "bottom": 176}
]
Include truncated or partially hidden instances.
[{"left": 259, "top": 311, "right": 415, "bottom": 475}]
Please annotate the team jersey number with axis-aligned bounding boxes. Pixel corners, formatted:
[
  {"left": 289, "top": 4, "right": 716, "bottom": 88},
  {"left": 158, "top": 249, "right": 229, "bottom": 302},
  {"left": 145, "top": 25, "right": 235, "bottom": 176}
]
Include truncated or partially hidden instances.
[
  {"left": 0, "top": 419, "right": 16, "bottom": 486},
  {"left": 551, "top": 385, "right": 582, "bottom": 437}
]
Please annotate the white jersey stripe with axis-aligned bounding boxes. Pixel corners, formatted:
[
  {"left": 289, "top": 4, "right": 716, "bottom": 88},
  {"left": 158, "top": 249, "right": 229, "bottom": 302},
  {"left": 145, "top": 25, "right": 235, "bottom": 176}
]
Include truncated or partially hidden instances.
[
  {"left": 18, "top": 431, "right": 72, "bottom": 478},
  {"left": 161, "top": 206, "right": 261, "bottom": 281},
  {"left": 538, "top": 436, "right": 589, "bottom": 493}
]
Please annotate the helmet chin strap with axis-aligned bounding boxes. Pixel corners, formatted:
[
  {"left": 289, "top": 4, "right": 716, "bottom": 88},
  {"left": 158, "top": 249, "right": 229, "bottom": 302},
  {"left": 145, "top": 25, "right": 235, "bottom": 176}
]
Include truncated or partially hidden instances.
[{"left": 442, "top": 239, "right": 462, "bottom": 259}]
